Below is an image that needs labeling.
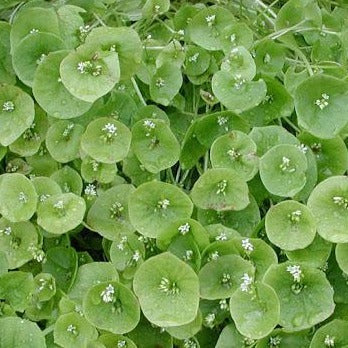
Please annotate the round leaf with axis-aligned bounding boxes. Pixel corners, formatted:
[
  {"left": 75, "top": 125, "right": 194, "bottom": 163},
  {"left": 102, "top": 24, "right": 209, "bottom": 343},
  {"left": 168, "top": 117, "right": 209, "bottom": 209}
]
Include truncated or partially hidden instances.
[{"left": 133, "top": 252, "right": 200, "bottom": 327}]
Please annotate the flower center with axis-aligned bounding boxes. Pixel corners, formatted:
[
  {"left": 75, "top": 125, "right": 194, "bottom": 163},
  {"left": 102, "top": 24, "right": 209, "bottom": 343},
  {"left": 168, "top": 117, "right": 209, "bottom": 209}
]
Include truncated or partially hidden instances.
[{"left": 315, "top": 93, "right": 330, "bottom": 110}]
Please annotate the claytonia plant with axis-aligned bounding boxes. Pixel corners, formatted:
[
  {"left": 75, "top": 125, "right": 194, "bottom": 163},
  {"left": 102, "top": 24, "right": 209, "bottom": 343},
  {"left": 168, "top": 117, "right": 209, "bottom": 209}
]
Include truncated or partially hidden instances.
[{"left": 0, "top": 0, "right": 345, "bottom": 345}]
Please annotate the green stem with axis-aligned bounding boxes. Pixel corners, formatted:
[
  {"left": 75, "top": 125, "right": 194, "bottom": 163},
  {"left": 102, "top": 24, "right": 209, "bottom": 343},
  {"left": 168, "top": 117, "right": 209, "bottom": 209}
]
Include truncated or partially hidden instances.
[
  {"left": 196, "top": 164, "right": 203, "bottom": 176},
  {"left": 179, "top": 169, "right": 190, "bottom": 185},
  {"left": 255, "top": 0, "right": 277, "bottom": 18},
  {"left": 203, "top": 151, "right": 209, "bottom": 172},
  {"left": 175, "top": 165, "right": 181, "bottom": 183},
  {"left": 9, "top": 2, "right": 24, "bottom": 24},
  {"left": 93, "top": 13, "right": 106, "bottom": 26},
  {"left": 131, "top": 77, "right": 147, "bottom": 106},
  {"left": 282, "top": 116, "right": 301, "bottom": 133},
  {"left": 167, "top": 168, "right": 175, "bottom": 183},
  {"left": 42, "top": 325, "right": 54, "bottom": 336}
]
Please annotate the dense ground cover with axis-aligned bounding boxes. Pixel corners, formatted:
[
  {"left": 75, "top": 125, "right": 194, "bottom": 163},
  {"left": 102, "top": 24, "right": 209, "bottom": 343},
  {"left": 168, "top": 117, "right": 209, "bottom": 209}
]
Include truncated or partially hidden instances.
[{"left": 1, "top": 0, "right": 348, "bottom": 347}]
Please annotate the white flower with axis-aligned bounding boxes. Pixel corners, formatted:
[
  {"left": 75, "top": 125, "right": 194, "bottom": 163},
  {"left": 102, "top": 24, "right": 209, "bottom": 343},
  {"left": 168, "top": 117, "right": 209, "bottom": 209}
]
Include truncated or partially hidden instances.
[
  {"left": 209, "top": 251, "right": 220, "bottom": 261},
  {"left": 110, "top": 202, "right": 124, "bottom": 219},
  {"left": 100, "top": 284, "right": 115, "bottom": 303},
  {"left": 158, "top": 277, "right": 179, "bottom": 295},
  {"left": 158, "top": 277, "right": 170, "bottom": 292},
  {"left": 18, "top": 192, "right": 28, "bottom": 203},
  {"left": 132, "top": 250, "right": 141, "bottom": 262},
  {"left": 221, "top": 273, "right": 231, "bottom": 286},
  {"left": 204, "top": 313, "right": 215, "bottom": 327},
  {"left": 62, "top": 123, "right": 75, "bottom": 137},
  {"left": 219, "top": 299, "right": 228, "bottom": 310},
  {"left": 230, "top": 47, "right": 239, "bottom": 56},
  {"left": 205, "top": 14, "right": 216, "bottom": 26},
  {"left": 315, "top": 93, "right": 330, "bottom": 110},
  {"left": 183, "top": 249, "right": 193, "bottom": 261},
  {"left": 289, "top": 210, "right": 302, "bottom": 223},
  {"left": 183, "top": 338, "right": 197, "bottom": 348},
  {"left": 67, "top": 324, "right": 77, "bottom": 334},
  {"left": 143, "top": 119, "right": 156, "bottom": 136},
  {"left": 33, "top": 250, "right": 46, "bottom": 263},
  {"left": 30, "top": 28, "right": 39, "bottom": 34},
  {"left": 53, "top": 200, "right": 64, "bottom": 210},
  {"left": 117, "top": 340, "right": 127, "bottom": 348},
  {"left": 333, "top": 196, "right": 348, "bottom": 209},
  {"left": 36, "top": 53, "right": 46, "bottom": 65},
  {"left": 269, "top": 336, "right": 282, "bottom": 346},
  {"left": 91, "top": 160, "right": 99, "bottom": 172},
  {"left": 157, "top": 199, "right": 170, "bottom": 210},
  {"left": 230, "top": 34, "right": 236, "bottom": 42},
  {"left": 178, "top": 222, "right": 190, "bottom": 235},
  {"left": 155, "top": 78, "right": 165, "bottom": 88},
  {"left": 297, "top": 144, "right": 308, "bottom": 154},
  {"left": 37, "top": 278, "right": 53, "bottom": 292},
  {"left": 311, "top": 142, "right": 322, "bottom": 152},
  {"left": 240, "top": 273, "right": 253, "bottom": 292},
  {"left": 234, "top": 74, "right": 246, "bottom": 89},
  {"left": 2, "top": 101, "right": 15, "bottom": 112},
  {"left": 216, "top": 180, "right": 227, "bottom": 195},
  {"left": 244, "top": 337, "right": 256, "bottom": 345},
  {"left": 242, "top": 238, "right": 254, "bottom": 252},
  {"left": 78, "top": 25, "right": 90, "bottom": 40},
  {"left": 102, "top": 123, "right": 118, "bottom": 137},
  {"left": 263, "top": 53, "right": 271, "bottom": 64},
  {"left": 279, "top": 156, "right": 295, "bottom": 173},
  {"left": 77, "top": 61, "right": 101, "bottom": 75},
  {"left": 84, "top": 184, "right": 97, "bottom": 197},
  {"left": 37, "top": 278, "right": 46, "bottom": 291},
  {"left": 77, "top": 61, "right": 89, "bottom": 73},
  {"left": 227, "top": 148, "right": 240, "bottom": 160},
  {"left": 116, "top": 236, "right": 128, "bottom": 250},
  {"left": 217, "top": 116, "right": 229, "bottom": 131},
  {"left": 0, "top": 227, "right": 11, "bottom": 236},
  {"left": 143, "top": 119, "right": 156, "bottom": 129},
  {"left": 28, "top": 244, "right": 46, "bottom": 263},
  {"left": 215, "top": 232, "right": 228, "bottom": 241},
  {"left": 324, "top": 335, "right": 335, "bottom": 347},
  {"left": 286, "top": 265, "right": 302, "bottom": 283},
  {"left": 217, "top": 116, "right": 228, "bottom": 126},
  {"left": 188, "top": 53, "right": 200, "bottom": 63},
  {"left": 6, "top": 163, "right": 18, "bottom": 172}
]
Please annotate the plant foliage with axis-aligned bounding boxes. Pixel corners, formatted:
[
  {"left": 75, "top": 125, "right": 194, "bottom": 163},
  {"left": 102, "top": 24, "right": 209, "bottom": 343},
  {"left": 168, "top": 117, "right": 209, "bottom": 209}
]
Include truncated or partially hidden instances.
[{"left": 0, "top": 0, "right": 348, "bottom": 347}]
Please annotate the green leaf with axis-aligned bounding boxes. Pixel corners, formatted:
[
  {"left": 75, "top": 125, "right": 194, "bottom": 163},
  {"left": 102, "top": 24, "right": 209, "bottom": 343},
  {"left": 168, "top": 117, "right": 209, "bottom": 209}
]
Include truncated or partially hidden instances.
[
  {"left": 128, "top": 181, "right": 193, "bottom": 238},
  {"left": 0, "top": 317, "right": 46, "bottom": 348},
  {"left": 212, "top": 71, "right": 267, "bottom": 113},
  {"left": 33, "top": 51, "right": 92, "bottom": 119},
  {"left": 263, "top": 262, "right": 334, "bottom": 331},
  {"left": 0, "top": 85, "right": 35, "bottom": 146},
  {"left": 80, "top": 117, "right": 131, "bottom": 164},
  {"left": 133, "top": 252, "right": 199, "bottom": 327},
  {"left": 150, "top": 62, "right": 183, "bottom": 106},
  {"left": 60, "top": 43, "right": 120, "bottom": 103},
  {"left": 191, "top": 168, "right": 249, "bottom": 211},
  {"left": 83, "top": 281, "right": 140, "bottom": 334},
  {"left": 295, "top": 75, "right": 348, "bottom": 139}
]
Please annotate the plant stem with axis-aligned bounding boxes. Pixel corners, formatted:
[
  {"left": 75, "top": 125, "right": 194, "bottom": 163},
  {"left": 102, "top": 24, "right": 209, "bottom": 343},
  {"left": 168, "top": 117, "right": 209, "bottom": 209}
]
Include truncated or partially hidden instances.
[
  {"left": 203, "top": 151, "right": 209, "bottom": 172},
  {"left": 131, "top": 77, "right": 147, "bottom": 106},
  {"left": 42, "top": 325, "right": 54, "bottom": 336},
  {"left": 282, "top": 116, "right": 301, "bottom": 133}
]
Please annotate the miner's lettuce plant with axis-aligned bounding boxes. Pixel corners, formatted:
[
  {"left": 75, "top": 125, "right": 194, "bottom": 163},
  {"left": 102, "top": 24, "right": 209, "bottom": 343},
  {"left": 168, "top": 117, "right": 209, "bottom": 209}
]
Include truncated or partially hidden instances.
[{"left": 0, "top": 0, "right": 348, "bottom": 347}]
